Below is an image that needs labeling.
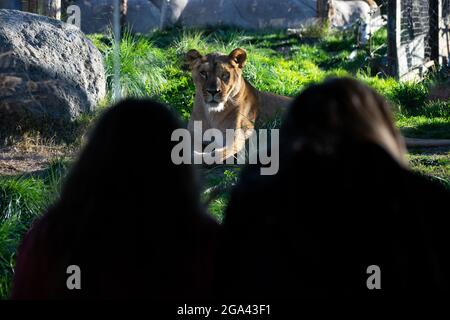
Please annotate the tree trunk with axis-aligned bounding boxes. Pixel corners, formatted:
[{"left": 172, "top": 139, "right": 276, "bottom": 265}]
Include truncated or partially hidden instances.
[
  {"left": 22, "top": 0, "right": 38, "bottom": 13},
  {"left": 317, "top": 0, "right": 332, "bottom": 25},
  {"left": 120, "top": 0, "right": 128, "bottom": 31},
  {"left": 45, "top": 0, "right": 61, "bottom": 19}
]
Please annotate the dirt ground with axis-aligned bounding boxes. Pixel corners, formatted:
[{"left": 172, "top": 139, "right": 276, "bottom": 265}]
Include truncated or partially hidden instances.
[{"left": 0, "top": 137, "right": 74, "bottom": 176}]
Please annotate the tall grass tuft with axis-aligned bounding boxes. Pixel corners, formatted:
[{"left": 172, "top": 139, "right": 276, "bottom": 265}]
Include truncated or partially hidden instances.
[
  {"left": 100, "top": 30, "right": 168, "bottom": 99},
  {"left": 391, "top": 81, "right": 429, "bottom": 112},
  {"left": 0, "top": 178, "right": 46, "bottom": 224},
  {"left": 173, "top": 30, "right": 209, "bottom": 55},
  {"left": 0, "top": 177, "right": 45, "bottom": 298},
  {"left": 0, "top": 160, "right": 68, "bottom": 299}
]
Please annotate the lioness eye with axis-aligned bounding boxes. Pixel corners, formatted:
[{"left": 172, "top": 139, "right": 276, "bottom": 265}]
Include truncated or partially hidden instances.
[
  {"left": 200, "top": 71, "right": 207, "bottom": 78},
  {"left": 222, "top": 72, "right": 230, "bottom": 81}
]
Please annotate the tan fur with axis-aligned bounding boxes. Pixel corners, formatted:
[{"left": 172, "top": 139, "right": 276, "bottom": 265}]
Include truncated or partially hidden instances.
[{"left": 186, "top": 48, "right": 291, "bottom": 161}]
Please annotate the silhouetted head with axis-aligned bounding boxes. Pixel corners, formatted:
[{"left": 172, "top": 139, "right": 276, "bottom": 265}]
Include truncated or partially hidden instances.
[
  {"left": 59, "top": 98, "right": 200, "bottom": 220},
  {"left": 185, "top": 48, "right": 247, "bottom": 112},
  {"left": 281, "top": 77, "right": 407, "bottom": 166},
  {"left": 43, "top": 99, "right": 205, "bottom": 298}
]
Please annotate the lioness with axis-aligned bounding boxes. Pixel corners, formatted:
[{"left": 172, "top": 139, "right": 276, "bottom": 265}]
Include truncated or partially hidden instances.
[{"left": 185, "top": 48, "right": 292, "bottom": 161}]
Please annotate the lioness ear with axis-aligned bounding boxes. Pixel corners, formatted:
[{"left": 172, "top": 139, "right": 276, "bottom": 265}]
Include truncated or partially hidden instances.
[
  {"left": 229, "top": 48, "right": 247, "bottom": 68},
  {"left": 185, "top": 49, "right": 202, "bottom": 70}
]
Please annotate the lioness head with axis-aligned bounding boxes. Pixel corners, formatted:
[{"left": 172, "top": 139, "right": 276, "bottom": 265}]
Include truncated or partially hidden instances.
[{"left": 185, "top": 48, "right": 247, "bottom": 112}]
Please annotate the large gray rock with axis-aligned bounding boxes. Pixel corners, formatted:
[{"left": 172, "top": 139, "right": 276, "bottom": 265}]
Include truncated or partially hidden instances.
[
  {"left": 68, "top": 0, "right": 317, "bottom": 34},
  {"left": 72, "top": 0, "right": 161, "bottom": 34},
  {"left": 0, "top": 0, "right": 21, "bottom": 10},
  {"left": 0, "top": 9, "right": 106, "bottom": 134},
  {"left": 331, "top": 0, "right": 383, "bottom": 44},
  {"left": 178, "top": 0, "right": 316, "bottom": 29},
  {"left": 69, "top": 0, "right": 381, "bottom": 35},
  {"left": 128, "top": 0, "right": 161, "bottom": 32}
]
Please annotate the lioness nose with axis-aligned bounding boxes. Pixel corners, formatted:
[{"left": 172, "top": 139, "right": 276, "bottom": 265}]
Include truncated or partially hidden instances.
[{"left": 207, "top": 88, "right": 221, "bottom": 95}]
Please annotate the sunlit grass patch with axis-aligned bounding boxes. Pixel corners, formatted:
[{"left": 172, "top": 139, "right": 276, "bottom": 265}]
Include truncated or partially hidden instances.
[
  {"left": 90, "top": 30, "right": 168, "bottom": 100},
  {"left": 408, "top": 152, "right": 450, "bottom": 188},
  {"left": 397, "top": 115, "right": 450, "bottom": 139},
  {"left": 0, "top": 158, "right": 68, "bottom": 299},
  {"left": 0, "top": 176, "right": 47, "bottom": 299},
  {"left": 208, "top": 195, "right": 228, "bottom": 223}
]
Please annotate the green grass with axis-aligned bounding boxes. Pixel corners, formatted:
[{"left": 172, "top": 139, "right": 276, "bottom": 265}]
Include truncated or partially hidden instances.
[
  {"left": 89, "top": 28, "right": 360, "bottom": 119},
  {"left": 201, "top": 167, "right": 240, "bottom": 223},
  {"left": 86, "top": 24, "right": 450, "bottom": 252},
  {"left": 0, "top": 159, "right": 69, "bottom": 298},
  {"left": 408, "top": 151, "right": 450, "bottom": 188},
  {"left": 90, "top": 27, "right": 449, "bottom": 137},
  {"left": 0, "top": 177, "right": 45, "bottom": 297},
  {"left": 0, "top": 26, "right": 449, "bottom": 299}
]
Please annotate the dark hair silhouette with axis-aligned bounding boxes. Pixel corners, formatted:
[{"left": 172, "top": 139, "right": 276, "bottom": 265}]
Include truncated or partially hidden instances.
[
  {"left": 218, "top": 78, "right": 450, "bottom": 299},
  {"left": 12, "top": 99, "right": 219, "bottom": 299},
  {"left": 281, "top": 77, "right": 407, "bottom": 166}
]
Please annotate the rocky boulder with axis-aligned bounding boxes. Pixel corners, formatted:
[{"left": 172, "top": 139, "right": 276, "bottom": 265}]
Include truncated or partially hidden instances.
[
  {"left": 177, "top": 0, "right": 316, "bottom": 29},
  {"left": 331, "top": 1, "right": 384, "bottom": 44},
  {"left": 70, "top": 0, "right": 317, "bottom": 33},
  {"left": 0, "top": 9, "right": 106, "bottom": 135},
  {"left": 72, "top": 0, "right": 161, "bottom": 34}
]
